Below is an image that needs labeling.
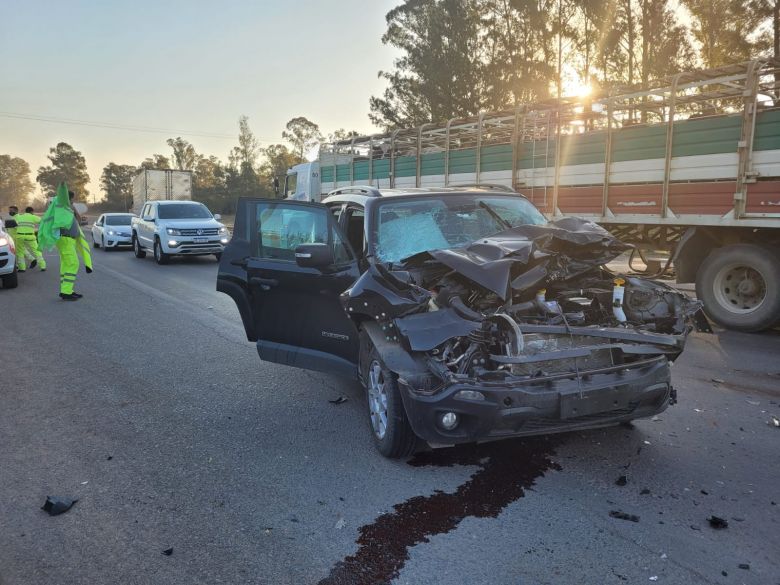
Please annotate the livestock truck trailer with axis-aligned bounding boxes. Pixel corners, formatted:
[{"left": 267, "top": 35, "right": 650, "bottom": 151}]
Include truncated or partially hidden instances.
[{"left": 284, "top": 60, "right": 780, "bottom": 332}]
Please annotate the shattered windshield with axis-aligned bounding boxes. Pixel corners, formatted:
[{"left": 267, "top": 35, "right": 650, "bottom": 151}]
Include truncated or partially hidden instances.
[{"left": 373, "top": 195, "right": 547, "bottom": 263}]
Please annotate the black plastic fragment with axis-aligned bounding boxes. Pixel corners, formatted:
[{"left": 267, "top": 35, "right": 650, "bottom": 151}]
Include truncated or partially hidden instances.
[
  {"left": 41, "top": 496, "right": 78, "bottom": 516},
  {"left": 708, "top": 516, "right": 728, "bottom": 529},
  {"left": 640, "top": 488, "right": 651, "bottom": 495},
  {"left": 328, "top": 396, "right": 348, "bottom": 405},
  {"left": 615, "top": 475, "right": 627, "bottom": 486},
  {"left": 609, "top": 510, "right": 639, "bottom": 522},
  {"left": 738, "top": 564, "right": 750, "bottom": 570},
  {"left": 162, "top": 548, "right": 173, "bottom": 556}
]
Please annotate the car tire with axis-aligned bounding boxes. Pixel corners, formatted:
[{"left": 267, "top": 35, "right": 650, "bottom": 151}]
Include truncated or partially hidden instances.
[
  {"left": 102, "top": 236, "right": 109, "bottom": 251},
  {"left": 1, "top": 269, "right": 18, "bottom": 289},
  {"left": 696, "top": 243, "right": 780, "bottom": 332},
  {"left": 133, "top": 234, "right": 146, "bottom": 258},
  {"left": 93, "top": 236, "right": 100, "bottom": 249},
  {"left": 364, "top": 344, "right": 418, "bottom": 459},
  {"left": 154, "top": 238, "right": 170, "bottom": 265}
]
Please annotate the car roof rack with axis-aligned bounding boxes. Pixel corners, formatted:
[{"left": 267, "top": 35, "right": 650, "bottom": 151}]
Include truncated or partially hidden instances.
[
  {"left": 327, "top": 186, "right": 383, "bottom": 197},
  {"left": 448, "top": 183, "right": 517, "bottom": 193}
]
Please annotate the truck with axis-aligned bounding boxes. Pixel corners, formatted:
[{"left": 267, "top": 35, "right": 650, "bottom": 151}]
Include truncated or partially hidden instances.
[
  {"left": 132, "top": 169, "right": 193, "bottom": 215},
  {"left": 284, "top": 59, "right": 780, "bottom": 332},
  {"left": 131, "top": 200, "right": 228, "bottom": 264}
]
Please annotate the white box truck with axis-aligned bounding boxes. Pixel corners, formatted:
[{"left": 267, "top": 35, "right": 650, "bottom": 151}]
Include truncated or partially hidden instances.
[{"left": 132, "top": 169, "right": 193, "bottom": 215}]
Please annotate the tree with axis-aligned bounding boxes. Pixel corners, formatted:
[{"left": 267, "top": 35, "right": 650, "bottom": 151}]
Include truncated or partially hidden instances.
[
  {"left": 36, "top": 142, "right": 90, "bottom": 198},
  {"left": 100, "top": 163, "right": 137, "bottom": 211},
  {"left": 282, "top": 116, "right": 323, "bottom": 159},
  {"left": 686, "top": 0, "right": 772, "bottom": 69},
  {"left": 369, "top": 0, "right": 493, "bottom": 128},
  {"left": 328, "top": 129, "right": 362, "bottom": 143},
  {"left": 139, "top": 154, "right": 171, "bottom": 170},
  {"left": 166, "top": 137, "right": 197, "bottom": 171},
  {"left": 236, "top": 115, "right": 260, "bottom": 169},
  {"left": 259, "top": 144, "right": 298, "bottom": 196},
  {"left": 0, "top": 155, "right": 35, "bottom": 208}
]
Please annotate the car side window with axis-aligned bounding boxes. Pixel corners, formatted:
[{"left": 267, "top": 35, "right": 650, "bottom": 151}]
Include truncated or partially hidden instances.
[
  {"left": 141, "top": 205, "right": 149, "bottom": 219},
  {"left": 253, "top": 202, "right": 352, "bottom": 264},
  {"left": 343, "top": 206, "right": 365, "bottom": 258},
  {"left": 97, "top": 216, "right": 103, "bottom": 226}
]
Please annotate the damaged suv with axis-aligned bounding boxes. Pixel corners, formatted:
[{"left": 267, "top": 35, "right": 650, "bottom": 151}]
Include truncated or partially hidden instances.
[{"left": 218, "top": 187, "right": 700, "bottom": 457}]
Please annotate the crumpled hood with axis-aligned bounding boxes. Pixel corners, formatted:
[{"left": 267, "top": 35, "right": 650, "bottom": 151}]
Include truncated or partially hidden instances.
[{"left": 402, "top": 217, "right": 631, "bottom": 300}]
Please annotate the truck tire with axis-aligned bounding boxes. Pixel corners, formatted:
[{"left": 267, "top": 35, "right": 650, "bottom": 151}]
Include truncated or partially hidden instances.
[
  {"left": 2, "top": 269, "right": 18, "bottom": 289},
  {"left": 696, "top": 244, "right": 780, "bottom": 332},
  {"left": 364, "top": 343, "right": 418, "bottom": 459},
  {"left": 133, "top": 234, "right": 146, "bottom": 258},
  {"left": 154, "top": 238, "right": 170, "bottom": 265}
]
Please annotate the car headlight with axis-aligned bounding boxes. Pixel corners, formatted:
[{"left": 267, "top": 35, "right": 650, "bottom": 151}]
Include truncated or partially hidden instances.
[
  {"left": 218, "top": 226, "right": 228, "bottom": 235},
  {"left": 107, "top": 230, "right": 116, "bottom": 235},
  {"left": 0, "top": 237, "right": 8, "bottom": 246},
  {"left": 166, "top": 228, "right": 181, "bottom": 236}
]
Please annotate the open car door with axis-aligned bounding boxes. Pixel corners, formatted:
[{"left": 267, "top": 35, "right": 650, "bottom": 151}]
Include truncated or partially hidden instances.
[{"left": 217, "top": 198, "right": 360, "bottom": 377}]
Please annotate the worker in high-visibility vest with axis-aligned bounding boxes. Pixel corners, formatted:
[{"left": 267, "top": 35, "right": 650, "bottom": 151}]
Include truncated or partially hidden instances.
[
  {"left": 14, "top": 206, "right": 47, "bottom": 272},
  {"left": 38, "top": 183, "right": 92, "bottom": 300},
  {"left": 4, "top": 205, "right": 34, "bottom": 271}
]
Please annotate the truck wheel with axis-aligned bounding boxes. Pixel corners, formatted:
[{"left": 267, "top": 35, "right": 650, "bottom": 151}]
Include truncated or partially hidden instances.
[
  {"left": 696, "top": 244, "right": 780, "bottom": 332},
  {"left": 364, "top": 344, "right": 418, "bottom": 459},
  {"left": 154, "top": 239, "right": 170, "bottom": 265},
  {"left": 133, "top": 235, "right": 146, "bottom": 259},
  {"left": 2, "top": 269, "right": 18, "bottom": 289}
]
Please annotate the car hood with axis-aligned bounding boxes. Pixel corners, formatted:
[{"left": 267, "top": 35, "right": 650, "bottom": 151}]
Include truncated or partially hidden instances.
[{"left": 341, "top": 217, "right": 704, "bottom": 380}]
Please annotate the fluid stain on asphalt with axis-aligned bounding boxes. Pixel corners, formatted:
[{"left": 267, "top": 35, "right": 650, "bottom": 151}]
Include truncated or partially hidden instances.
[{"left": 318, "top": 436, "right": 562, "bottom": 585}]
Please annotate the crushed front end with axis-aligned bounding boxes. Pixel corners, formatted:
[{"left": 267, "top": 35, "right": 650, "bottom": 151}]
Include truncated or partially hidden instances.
[{"left": 343, "top": 218, "right": 701, "bottom": 445}]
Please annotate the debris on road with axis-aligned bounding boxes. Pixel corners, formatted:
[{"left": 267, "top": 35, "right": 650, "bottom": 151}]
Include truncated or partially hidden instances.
[
  {"left": 649, "top": 576, "right": 658, "bottom": 582},
  {"left": 615, "top": 475, "right": 627, "bottom": 486},
  {"left": 707, "top": 516, "right": 729, "bottom": 529},
  {"left": 106, "top": 456, "right": 113, "bottom": 461},
  {"left": 609, "top": 510, "right": 639, "bottom": 522},
  {"left": 41, "top": 496, "right": 78, "bottom": 516},
  {"left": 690, "top": 525, "right": 701, "bottom": 530},
  {"left": 640, "top": 488, "right": 651, "bottom": 495},
  {"left": 769, "top": 415, "right": 779, "bottom": 428},
  {"left": 335, "top": 517, "right": 346, "bottom": 530},
  {"left": 711, "top": 378, "right": 724, "bottom": 384},
  {"left": 738, "top": 563, "right": 750, "bottom": 570},
  {"left": 162, "top": 548, "right": 173, "bottom": 556},
  {"left": 328, "top": 396, "right": 348, "bottom": 405}
]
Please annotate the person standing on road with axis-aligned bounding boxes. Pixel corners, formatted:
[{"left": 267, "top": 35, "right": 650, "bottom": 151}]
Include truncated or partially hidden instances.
[
  {"left": 14, "top": 206, "right": 47, "bottom": 272},
  {"left": 38, "top": 183, "right": 92, "bottom": 301},
  {"left": 4, "top": 205, "right": 34, "bottom": 271}
]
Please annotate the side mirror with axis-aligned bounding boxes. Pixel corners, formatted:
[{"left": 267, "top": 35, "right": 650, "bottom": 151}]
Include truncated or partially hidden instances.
[
  {"left": 295, "top": 243, "right": 333, "bottom": 269},
  {"left": 214, "top": 214, "right": 222, "bottom": 221}
]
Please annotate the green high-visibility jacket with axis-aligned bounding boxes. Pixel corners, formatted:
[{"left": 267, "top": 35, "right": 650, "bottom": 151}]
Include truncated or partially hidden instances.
[
  {"left": 39, "top": 183, "right": 75, "bottom": 251},
  {"left": 14, "top": 213, "right": 41, "bottom": 236}
]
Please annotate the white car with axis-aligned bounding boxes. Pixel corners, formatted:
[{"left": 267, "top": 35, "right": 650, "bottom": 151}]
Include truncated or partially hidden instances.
[
  {"left": 0, "top": 224, "right": 18, "bottom": 288},
  {"left": 92, "top": 213, "right": 135, "bottom": 250}
]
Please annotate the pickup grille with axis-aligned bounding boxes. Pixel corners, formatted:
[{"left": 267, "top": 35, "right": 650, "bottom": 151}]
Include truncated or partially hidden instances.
[{"left": 179, "top": 228, "right": 219, "bottom": 236}]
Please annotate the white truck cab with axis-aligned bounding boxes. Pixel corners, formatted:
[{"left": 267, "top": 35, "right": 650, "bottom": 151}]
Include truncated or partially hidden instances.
[
  {"left": 284, "top": 162, "right": 321, "bottom": 202},
  {"left": 131, "top": 200, "right": 228, "bottom": 265}
]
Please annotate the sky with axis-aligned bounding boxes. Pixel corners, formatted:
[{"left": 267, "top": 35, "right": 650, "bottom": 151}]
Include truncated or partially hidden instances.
[{"left": 0, "top": 0, "right": 399, "bottom": 202}]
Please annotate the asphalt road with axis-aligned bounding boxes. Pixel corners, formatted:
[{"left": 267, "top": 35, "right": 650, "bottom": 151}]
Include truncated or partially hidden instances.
[{"left": 1, "top": 244, "right": 779, "bottom": 585}]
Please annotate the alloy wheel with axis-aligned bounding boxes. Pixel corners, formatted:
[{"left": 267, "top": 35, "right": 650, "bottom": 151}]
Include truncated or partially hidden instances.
[{"left": 367, "top": 360, "right": 389, "bottom": 439}]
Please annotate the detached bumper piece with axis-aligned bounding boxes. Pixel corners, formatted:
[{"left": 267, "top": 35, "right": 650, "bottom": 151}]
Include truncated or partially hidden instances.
[{"left": 399, "top": 356, "right": 671, "bottom": 444}]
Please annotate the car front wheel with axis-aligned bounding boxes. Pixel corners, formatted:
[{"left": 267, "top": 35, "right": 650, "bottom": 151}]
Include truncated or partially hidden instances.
[
  {"left": 365, "top": 346, "right": 418, "bottom": 458},
  {"left": 154, "top": 239, "right": 170, "bottom": 265}
]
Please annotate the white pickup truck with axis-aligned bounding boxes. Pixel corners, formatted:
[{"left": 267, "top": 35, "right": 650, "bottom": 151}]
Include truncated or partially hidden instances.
[{"left": 131, "top": 200, "right": 229, "bottom": 264}]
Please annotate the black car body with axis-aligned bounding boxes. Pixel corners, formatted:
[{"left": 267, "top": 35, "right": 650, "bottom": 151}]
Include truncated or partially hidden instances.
[{"left": 218, "top": 187, "right": 700, "bottom": 457}]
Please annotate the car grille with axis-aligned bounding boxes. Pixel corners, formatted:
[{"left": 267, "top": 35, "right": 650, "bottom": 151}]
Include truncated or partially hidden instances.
[{"left": 179, "top": 228, "right": 219, "bottom": 236}]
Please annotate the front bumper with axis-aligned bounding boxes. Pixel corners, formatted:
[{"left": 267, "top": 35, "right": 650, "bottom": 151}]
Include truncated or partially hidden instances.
[
  {"left": 162, "top": 238, "right": 227, "bottom": 255},
  {"left": 398, "top": 356, "right": 672, "bottom": 444},
  {"left": 104, "top": 235, "right": 132, "bottom": 247}
]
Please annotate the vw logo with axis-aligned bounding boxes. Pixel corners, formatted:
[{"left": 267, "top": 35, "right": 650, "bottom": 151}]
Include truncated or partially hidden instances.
[{"left": 197, "top": 229, "right": 203, "bottom": 235}]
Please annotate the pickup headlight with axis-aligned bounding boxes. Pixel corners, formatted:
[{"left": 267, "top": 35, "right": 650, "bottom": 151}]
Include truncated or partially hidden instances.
[
  {"left": 218, "top": 226, "right": 228, "bottom": 235},
  {"left": 166, "top": 228, "right": 181, "bottom": 236}
]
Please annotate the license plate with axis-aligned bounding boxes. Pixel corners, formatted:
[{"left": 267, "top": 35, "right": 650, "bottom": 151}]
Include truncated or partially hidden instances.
[
  {"left": 560, "top": 387, "right": 629, "bottom": 419},
  {"left": 194, "top": 237, "right": 208, "bottom": 243}
]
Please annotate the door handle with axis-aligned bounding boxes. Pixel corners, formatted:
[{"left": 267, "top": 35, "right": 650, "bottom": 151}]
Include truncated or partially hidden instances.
[
  {"left": 230, "top": 257, "right": 249, "bottom": 268},
  {"left": 250, "top": 276, "right": 279, "bottom": 288}
]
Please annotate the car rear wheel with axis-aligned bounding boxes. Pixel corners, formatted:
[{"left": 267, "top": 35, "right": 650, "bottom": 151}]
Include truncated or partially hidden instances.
[
  {"left": 154, "top": 239, "right": 170, "bottom": 265},
  {"left": 365, "top": 346, "right": 418, "bottom": 459},
  {"left": 1, "top": 269, "right": 18, "bottom": 289},
  {"left": 696, "top": 244, "right": 780, "bottom": 332},
  {"left": 133, "top": 235, "right": 146, "bottom": 258}
]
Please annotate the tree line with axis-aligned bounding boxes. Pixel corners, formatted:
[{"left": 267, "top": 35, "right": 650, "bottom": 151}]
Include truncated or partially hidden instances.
[
  {"left": 0, "top": 115, "right": 349, "bottom": 213},
  {"left": 369, "top": 0, "right": 779, "bottom": 128}
]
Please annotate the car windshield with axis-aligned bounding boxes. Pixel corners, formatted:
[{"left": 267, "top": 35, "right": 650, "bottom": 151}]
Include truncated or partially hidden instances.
[
  {"left": 374, "top": 194, "right": 547, "bottom": 263},
  {"left": 157, "top": 203, "right": 212, "bottom": 220},
  {"left": 105, "top": 215, "right": 133, "bottom": 226}
]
